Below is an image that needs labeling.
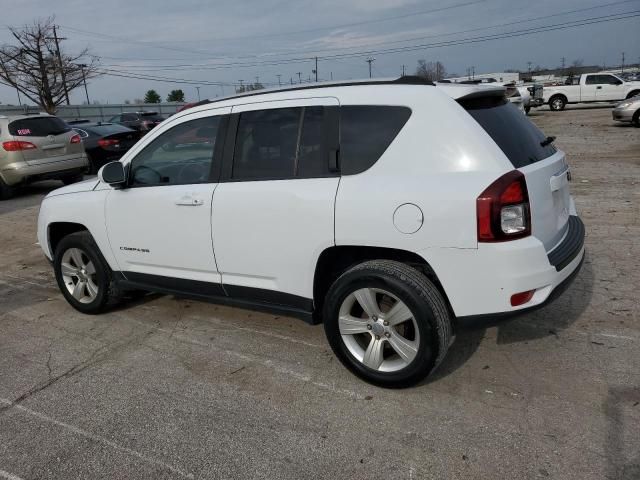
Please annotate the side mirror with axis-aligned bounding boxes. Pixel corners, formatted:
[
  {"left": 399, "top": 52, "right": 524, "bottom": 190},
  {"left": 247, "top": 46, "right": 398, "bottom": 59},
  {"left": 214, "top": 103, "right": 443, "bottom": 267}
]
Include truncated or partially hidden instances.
[{"left": 98, "top": 161, "right": 126, "bottom": 186}]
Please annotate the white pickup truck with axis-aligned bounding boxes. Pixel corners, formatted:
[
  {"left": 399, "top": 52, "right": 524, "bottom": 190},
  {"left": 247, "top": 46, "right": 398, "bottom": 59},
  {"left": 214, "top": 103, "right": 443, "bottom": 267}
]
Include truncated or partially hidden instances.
[{"left": 543, "top": 73, "right": 640, "bottom": 111}]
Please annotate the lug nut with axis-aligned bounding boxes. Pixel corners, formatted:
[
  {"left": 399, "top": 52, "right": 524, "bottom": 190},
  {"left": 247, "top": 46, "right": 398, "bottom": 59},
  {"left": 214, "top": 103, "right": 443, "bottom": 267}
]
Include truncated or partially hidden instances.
[
  {"left": 383, "top": 321, "right": 389, "bottom": 326},
  {"left": 372, "top": 316, "right": 378, "bottom": 321},
  {"left": 367, "top": 324, "right": 372, "bottom": 330},
  {"left": 375, "top": 335, "right": 380, "bottom": 340},
  {"left": 384, "top": 332, "right": 391, "bottom": 338}
]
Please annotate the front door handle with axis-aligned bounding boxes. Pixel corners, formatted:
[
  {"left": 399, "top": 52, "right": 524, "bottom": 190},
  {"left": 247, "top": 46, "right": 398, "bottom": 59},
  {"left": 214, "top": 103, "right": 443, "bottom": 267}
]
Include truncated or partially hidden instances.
[
  {"left": 175, "top": 195, "right": 204, "bottom": 206},
  {"left": 596, "top": 86, "right": 602, "bottom": 89}
]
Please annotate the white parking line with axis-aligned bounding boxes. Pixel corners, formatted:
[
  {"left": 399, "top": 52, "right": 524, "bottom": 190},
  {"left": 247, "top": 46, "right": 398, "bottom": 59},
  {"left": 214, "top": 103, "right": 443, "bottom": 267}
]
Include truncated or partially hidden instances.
[
  {"left": 0, "top": 398, "right": 194, "bottom": 479},
  {"left": 0, "top": 469, "right": 25, "bottom": 480}
]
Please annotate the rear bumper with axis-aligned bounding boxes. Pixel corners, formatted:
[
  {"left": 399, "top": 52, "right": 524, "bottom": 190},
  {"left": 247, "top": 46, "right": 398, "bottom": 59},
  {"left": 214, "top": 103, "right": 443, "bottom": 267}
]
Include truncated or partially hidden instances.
[
  {"left": 419, "top": 215, "right": 586, "bottom": 318},
  {"left": 0, "top": 155, "right": 88, "bottom": 186}
]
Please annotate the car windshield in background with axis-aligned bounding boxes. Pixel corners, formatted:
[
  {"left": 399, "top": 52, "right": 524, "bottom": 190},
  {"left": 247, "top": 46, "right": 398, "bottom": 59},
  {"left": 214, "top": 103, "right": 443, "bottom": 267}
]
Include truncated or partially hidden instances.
[
  {"left": 141, "top": 113, "right": 163, "bottom": 121},
  {"left": 461, "top": 96, "right": 556, "bottom": 168},
  {"left": 82, "top": 124, "right": 134, "bottom": 136},
  {"left": 8, "top": 117, "right": 71, "bottom": 137}
]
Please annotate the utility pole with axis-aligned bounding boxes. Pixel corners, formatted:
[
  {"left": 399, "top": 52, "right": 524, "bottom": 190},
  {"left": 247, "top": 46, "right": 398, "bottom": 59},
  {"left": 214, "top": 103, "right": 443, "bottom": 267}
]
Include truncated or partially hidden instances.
[
  {"left": 238, "top": 79, "right": 244, "bottom": 92},
  {"left": 314, "top": 57, "right": 318, "bottom": 82},
  {"left": 15, "top": 85, "right": 22, "bottom": 106},
  {"left": 366, "top": 57, "right": 375, "bottom": 78},
  {"left": 255, "top": 76, "right": 260, "bottom": 85},
  {"left": 52, "top": 25, "right": 70, "bottom": 105},
  {"left": 527, "top": 61, "right": 532, "bottom": 75},
  {"left": 621, "top": 52, "right": 625, "bottom": 73},
  {"left": 466, "top": 67, "right": 471, "bottom": 79},
  {"left": 561, "top": 57, "right": 566, "bottom": 75},
  {"left": 402, "top": 64, "right": 405, "bottom": 76},
  {"left": 471, "top": 66, "right": 475, "bottom": 79},
  {"left": 296, "top": 72, "right": 302, "bottom": 84},
  {"left": 276, "top": 74, "right": 281, "bottom": 86},
  {"left": 290, "top": 77, "right": 293, "bottom": 85},
  {"left": 196, "top": 86, "right": 201, "bottom": 101},
  {"left": 78, "top": 64, "right": 90, "bottom": 105},
  {"left": 330, "top": 72, "right": 333, "bottom": 80}
]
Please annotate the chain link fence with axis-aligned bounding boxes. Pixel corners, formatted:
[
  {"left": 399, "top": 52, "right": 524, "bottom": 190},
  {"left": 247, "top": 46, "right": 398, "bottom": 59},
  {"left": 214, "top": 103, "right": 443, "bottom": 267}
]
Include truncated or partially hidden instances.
[{"left": 0, "top": 103, "right": 187, "bottom": 123}]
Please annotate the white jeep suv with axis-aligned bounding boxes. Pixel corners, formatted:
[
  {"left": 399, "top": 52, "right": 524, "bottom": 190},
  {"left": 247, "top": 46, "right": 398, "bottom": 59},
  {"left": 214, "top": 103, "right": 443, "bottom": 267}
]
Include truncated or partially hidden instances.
[{"left": 37, "top": 77, "right": 585, "bottom": 387}]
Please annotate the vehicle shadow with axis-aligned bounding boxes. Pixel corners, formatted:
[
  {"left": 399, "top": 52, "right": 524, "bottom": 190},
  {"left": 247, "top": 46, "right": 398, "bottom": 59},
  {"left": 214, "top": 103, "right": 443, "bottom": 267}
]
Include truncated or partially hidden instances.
[
  {"left": 0, "top": 181, "right": 65, "bottom": 216},
  {"left": 425, "top": 253, "right": 594, "bottom": 384}
]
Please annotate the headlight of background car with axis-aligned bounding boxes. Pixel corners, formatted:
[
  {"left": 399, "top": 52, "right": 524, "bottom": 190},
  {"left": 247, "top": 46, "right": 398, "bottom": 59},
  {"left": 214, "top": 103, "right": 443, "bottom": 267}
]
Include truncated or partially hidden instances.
[{"left": 617, "top": 102, "right": 632, "bottom": 108}]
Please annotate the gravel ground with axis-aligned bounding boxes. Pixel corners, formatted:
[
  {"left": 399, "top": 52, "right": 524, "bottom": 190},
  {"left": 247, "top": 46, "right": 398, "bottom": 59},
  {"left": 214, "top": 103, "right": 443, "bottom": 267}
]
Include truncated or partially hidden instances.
[{"left": 0, "top": 106, "right": 638, "bottom": 480}]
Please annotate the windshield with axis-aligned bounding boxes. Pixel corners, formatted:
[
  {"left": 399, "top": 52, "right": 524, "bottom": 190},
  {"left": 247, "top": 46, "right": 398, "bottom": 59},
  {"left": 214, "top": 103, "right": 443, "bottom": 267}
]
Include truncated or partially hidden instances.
[
  {"left": 8, "top": 117, "right": 71, "bottom": 137},
  {"left": 461, "top": 96, "right": 556, "bottom": 168}
]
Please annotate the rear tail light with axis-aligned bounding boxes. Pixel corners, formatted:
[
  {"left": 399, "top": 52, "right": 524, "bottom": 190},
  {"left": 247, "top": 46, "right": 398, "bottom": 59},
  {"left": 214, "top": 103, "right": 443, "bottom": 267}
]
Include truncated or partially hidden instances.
[
  {"left": 510, "top": 290, "right": 535, "bottom": 306},
  {"left": 70, "top": 134, "right": 82, "bottom": 144},
  {"left": 477, "top": 170, "right": 531, "bottom": 242},
  {"left": 97, "top": 138, "right": 120, "bottom": 148},
  {"left": 2, "top": 141, "right": 37, "bottom": 151}
]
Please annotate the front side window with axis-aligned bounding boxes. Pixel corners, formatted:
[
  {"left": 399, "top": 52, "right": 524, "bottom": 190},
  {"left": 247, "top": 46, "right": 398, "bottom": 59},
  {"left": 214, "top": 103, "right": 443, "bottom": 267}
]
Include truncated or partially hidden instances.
[
  {"left": 585, "top": 75, "right": 599, "bottom": 85},
  {"left": 232, "top": 106, "right": 329, "bottom": 181},
  {"left": 601, "top": 75, "right": 622, "bottom": 85},
  {"left": 129, "top": 116, "right": 220, "bottom": 186}
]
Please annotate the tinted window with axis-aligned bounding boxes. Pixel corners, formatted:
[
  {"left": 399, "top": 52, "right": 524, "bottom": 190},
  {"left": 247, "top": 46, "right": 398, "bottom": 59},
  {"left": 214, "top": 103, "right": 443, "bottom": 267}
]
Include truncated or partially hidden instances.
[
  {"left": 141, "top": 113, "right": 164, "bottom": 121},
  {"left": 462, "top": 96, "right": 556, "bottom": 168},
  {"left": 601, "top": 75, "right": 621, "bottom": 85},
  {"left": 339, "top": 106, "right": 411, "bottom": 175},
  {"left": 233, "top": 108, "right": 300, "bottom": 180},
  {"left": 122, "top": 113, "right": 138, "bottom": 122},
  {"left": 130, "top": 116, "right": 220, "bottom": 186},
  {"left": 585, "top": 75, "right": 599, "bottom": 85},
  {"left": 296, "top": 107, "right": 326, "bottom": 177},
  {"left": 9, "top": 117, "right": 70, "bottom": 137},
  {"left": 108, "top": 115, "right": 121, "bottom": 122}
]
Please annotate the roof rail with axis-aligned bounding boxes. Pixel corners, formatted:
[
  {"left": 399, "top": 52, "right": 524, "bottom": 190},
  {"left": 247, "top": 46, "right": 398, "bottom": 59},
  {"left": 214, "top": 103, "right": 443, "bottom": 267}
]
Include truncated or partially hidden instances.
[{"left": 197, "top": 75, "right": 434, "bottom": 107}]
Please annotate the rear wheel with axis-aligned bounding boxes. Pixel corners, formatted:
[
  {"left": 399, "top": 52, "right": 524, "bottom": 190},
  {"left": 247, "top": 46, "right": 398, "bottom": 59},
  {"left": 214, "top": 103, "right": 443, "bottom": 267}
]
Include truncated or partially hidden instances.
[
  {"left": 0, "top": 177, "right": 16, "bottom": 201},
  {"left": 53, "top": 231, "right": 121, "bottom": 314},
  {"left": 549, "top": 95, "right": 566, "bottom": 111},
  {"left": 524, "top": 106, "right": 531, "bottom": 114},
  {"left": 323, "top": 260, "right": 452, "bottom": 388},
  {"left": 633, "top": 110, "right": 640, "bottom": 128}
]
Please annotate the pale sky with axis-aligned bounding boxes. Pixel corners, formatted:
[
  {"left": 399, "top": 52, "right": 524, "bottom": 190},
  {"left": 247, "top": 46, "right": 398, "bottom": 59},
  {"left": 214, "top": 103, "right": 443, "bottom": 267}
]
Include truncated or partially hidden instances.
[{"left": 1, "top": 0, "right": 639, "bottom": 105}]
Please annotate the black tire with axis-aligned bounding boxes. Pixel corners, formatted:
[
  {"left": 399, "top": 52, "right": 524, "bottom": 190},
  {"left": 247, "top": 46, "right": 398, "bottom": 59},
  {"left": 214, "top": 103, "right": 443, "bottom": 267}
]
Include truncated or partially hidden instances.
[
  {"left": 53, "top": 231, "right": 121, "bottom": 314},
  {"left": 524, "top": 106, "right": 531, "bottom": 114},
  {"left": 633, "top": 110, "right": 640, "bottom": 128},
  {"left": 323, "top": 260, "right": 452, "bottom": 388},
  {"left": 87, "top": 154, "right": 98, "bottom": 175},
  {"left": 0, "top": 177, "right": 16, "bottom": 201},
  {"left": 62, "top": 173, "right": 84, "bottom": 186},
  {"left": 549, "top": 95, "right": 566, "bottom": 111}
]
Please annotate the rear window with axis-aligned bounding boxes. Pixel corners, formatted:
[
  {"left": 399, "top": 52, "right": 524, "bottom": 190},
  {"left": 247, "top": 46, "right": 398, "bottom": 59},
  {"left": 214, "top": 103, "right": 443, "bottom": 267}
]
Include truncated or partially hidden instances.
[
  {"left": 340, "top": 106, "right": 411, "bottom": 175},
  {"left": 9, "top": 117, "right": 70, "bottom": 137},
  {"left": 461, "top": 96, "right": 556, "bottom": 168},
  {"left": 141, "top": 113, "right": 163, "bottom": 121}
]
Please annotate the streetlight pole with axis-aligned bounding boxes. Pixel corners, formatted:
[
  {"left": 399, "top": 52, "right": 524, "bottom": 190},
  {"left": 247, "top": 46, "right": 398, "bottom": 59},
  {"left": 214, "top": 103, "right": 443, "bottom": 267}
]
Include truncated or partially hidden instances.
[
  {"left": 196, "top": 86, "right": 201, "bottom": 101},
  {"left": 366, "top": 57, "right": 375, "bottom": 78},
  {"left": 78, "top": 64, "right": 90, "bottom": 105},
  {"left": 276, "top": 74, "right": 281, "bottom": 86}
]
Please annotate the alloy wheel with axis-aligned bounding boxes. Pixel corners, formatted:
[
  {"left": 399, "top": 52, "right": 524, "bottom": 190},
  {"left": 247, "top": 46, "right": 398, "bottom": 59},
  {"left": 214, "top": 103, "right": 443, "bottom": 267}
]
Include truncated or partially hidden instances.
[
  {"left": 60, "top": 247, "right": 99, "bottom": 304},
  {"left": 338, "top": 288, "right": 420, "bottom": 372}
]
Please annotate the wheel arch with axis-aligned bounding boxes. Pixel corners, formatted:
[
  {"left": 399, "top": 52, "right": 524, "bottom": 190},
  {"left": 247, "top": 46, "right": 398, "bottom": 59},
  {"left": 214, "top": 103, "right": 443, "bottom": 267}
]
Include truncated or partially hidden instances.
[
  {"left": 48, "top": 222, "right": 90, "bottom": 256},
  {"left": 626, "top": 90, "right": 640, "bottom": 99},
  {"left": 548, "top": 93, "right": 567, "bottom": 105},
  {"left": 312, "top": 245, "right": 453, "bottom": 322}
]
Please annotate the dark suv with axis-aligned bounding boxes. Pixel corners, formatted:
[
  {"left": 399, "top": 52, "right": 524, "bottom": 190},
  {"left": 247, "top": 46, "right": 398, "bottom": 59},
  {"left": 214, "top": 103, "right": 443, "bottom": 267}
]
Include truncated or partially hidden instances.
[{"left": 108, "top": 112, "right": 164, "bottom": 134}]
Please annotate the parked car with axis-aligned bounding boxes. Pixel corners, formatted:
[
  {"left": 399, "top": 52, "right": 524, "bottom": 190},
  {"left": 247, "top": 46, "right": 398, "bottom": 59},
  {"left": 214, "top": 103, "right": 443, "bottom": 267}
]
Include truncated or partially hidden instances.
[
  {"left": 612, "top": 97, "right": 640, "bottom": 127},
  {"left": 71, "top": 122, "right": 141, "bottom": 173},
  {"left": 543, "top": 73, "right": 640, "bottom": 111},
  {"left": 37, "top": 77, "right": 585, "bottom": 387},
  {"left": 522, "top": 84, "right": 544, "bottom": 113},
  {"left": 0, "top": 113, "right": 88, "bottom": 200},
  {"left": 108, "top": 111, "right": 164, "bottom": 133}
]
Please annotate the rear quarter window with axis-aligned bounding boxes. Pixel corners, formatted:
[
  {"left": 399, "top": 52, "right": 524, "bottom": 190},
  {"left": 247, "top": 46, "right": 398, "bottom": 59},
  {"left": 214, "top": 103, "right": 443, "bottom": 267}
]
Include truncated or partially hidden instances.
[
  {"left": 340, "top": 106, "right": 411, "bottom": 175},
  {"left": 9, "top": 117, "right": 70, "bottom": 137},
  {"left": 461, "top": 96, "right": 556, "bottom": 168}
]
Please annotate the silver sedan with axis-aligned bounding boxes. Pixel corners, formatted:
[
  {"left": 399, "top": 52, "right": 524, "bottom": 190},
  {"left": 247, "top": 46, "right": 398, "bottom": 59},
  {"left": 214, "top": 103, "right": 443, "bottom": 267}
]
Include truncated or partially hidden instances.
[{"left": 612, "top": 97, "right": 640, "bottom": 127}]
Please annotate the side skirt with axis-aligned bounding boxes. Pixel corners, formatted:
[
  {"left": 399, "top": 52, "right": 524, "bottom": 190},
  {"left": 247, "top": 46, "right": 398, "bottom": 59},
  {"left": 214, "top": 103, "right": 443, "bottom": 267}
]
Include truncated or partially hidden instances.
[{"left": 114, "top": 272, "right": 317, "bottom": 324}]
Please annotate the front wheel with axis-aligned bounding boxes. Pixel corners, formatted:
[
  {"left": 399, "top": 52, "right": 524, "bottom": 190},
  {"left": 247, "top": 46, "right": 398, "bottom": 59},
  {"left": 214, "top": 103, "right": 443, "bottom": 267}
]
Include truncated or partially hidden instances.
[
  {"left": 0, "top": 177, "right": 16, "bottom": 200},
  {"left": 53, "top": 231, "right": 121, "bottom": 314},
  {"left": 323, "top": 260, "right": 452, "bottom": 388},
  {"left": 549, "top": 96, "right": 566, "bottom": 111},
  {"left": 633, "top": 111, "right": 640, "bottom": 128}
]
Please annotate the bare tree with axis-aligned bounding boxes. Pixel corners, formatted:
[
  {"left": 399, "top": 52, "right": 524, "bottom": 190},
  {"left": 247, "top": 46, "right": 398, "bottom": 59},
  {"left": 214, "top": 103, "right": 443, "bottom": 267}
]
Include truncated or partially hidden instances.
[
  {"left": 0, "top": 17, "right": 99, "bottom": 113},
  {"left": 415, "top": 60, "right": 447, "bottom": 82}
]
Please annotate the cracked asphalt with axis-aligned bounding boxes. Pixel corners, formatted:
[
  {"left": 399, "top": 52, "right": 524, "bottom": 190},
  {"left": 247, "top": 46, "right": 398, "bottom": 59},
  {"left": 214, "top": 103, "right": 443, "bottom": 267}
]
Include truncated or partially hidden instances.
[{"left": 0, "top": 106, "right": 639, "bottom": 479}]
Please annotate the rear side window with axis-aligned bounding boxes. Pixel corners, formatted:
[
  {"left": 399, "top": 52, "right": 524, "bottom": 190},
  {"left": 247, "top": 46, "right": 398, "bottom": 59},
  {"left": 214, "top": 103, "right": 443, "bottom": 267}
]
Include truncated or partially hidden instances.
[
  {"left": 339, "top": 106, "right": 411, "bottom": 175},
  {"left": 9, "top": 117, "right": 70, "bottom": 137},
  {"left": 461, "top": 96, "right": 556, "bottom": 168},
  {"left": 232, "top": 106, "right": 330, "bottom": 181}
]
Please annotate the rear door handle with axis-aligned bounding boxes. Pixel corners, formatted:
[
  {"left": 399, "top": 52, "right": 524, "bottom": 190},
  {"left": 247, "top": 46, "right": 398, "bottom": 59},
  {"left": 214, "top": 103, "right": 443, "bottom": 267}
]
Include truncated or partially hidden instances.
[{"left": 175, "top": 195, "right": 204, "bottom": 206}]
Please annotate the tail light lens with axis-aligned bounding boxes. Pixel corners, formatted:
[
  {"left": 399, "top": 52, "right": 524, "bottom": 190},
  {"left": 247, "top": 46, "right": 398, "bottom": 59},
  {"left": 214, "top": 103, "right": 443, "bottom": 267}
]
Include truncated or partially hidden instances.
[
  {"left": 477, "top": 170, "right": 531, "bottom": 242},
  {"left": 70, "top": 134, "right": 82, "bottom": 144},
  {"left": 2, "top": 141, "right": 37, "bottom": 151},
  {"left": 97, "top": 138, "right": 120, "bottom": 148},
  {"left": 511, "top": 290, "right": 535, "bottom": 306}
]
